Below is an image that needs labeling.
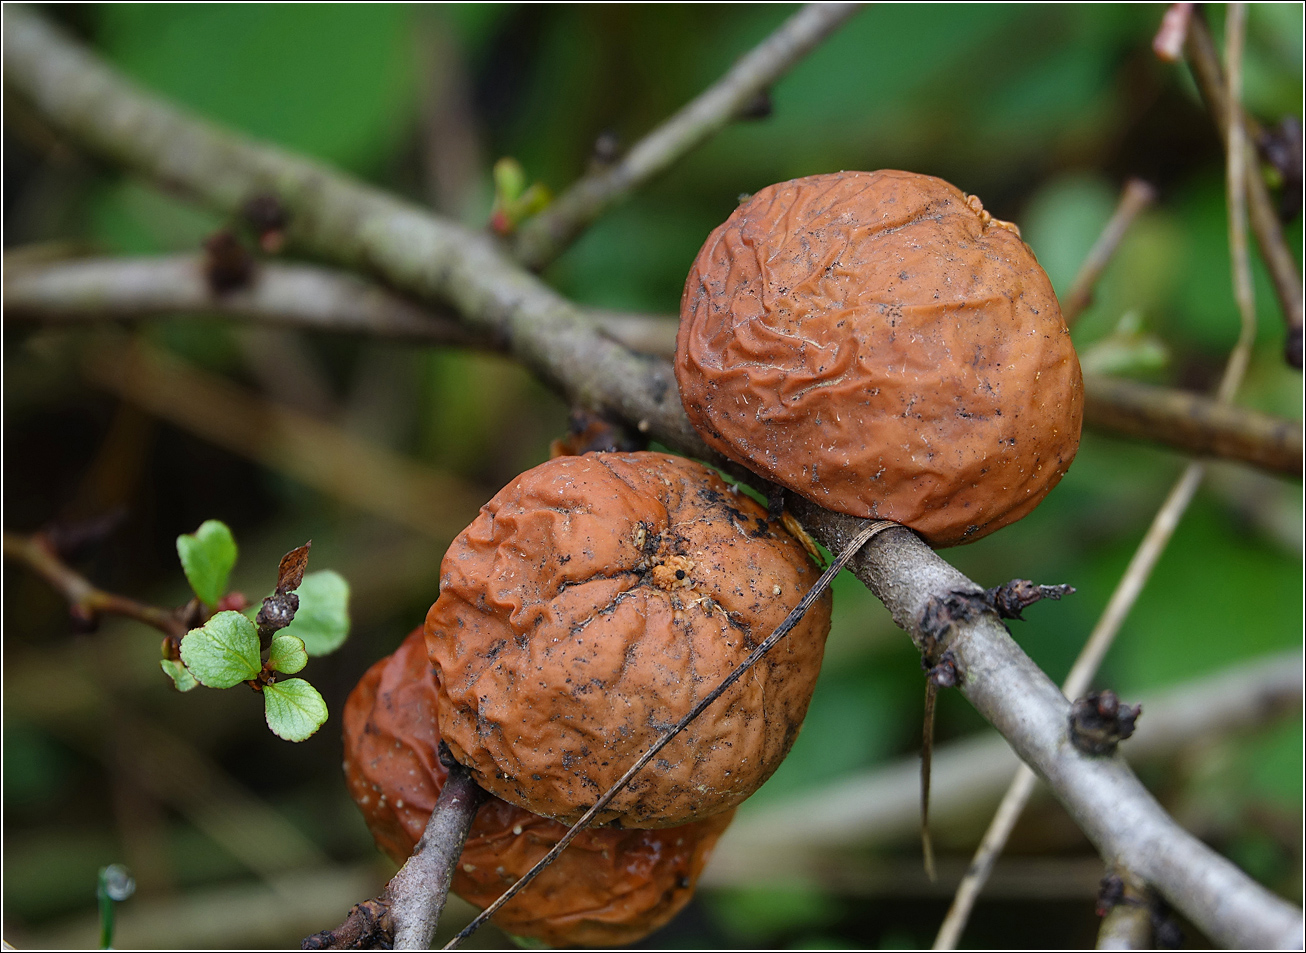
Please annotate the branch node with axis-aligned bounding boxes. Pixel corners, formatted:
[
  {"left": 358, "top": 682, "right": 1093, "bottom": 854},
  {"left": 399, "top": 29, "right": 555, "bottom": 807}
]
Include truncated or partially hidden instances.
[
  {"left": 203, "top": 229, "right": 256, "bottom": 296},
  {"left": 924, "top": 648, "right": 964, "bottom": 689},
  {"left": 1070, "top": 690, "right": 1141, "bottom": 756},
  {"left": 301, "top": 898, "right": 392, "bottom": 950}
]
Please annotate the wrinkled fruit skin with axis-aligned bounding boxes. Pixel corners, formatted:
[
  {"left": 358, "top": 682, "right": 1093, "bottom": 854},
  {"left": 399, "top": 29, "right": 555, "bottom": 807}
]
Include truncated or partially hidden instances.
[
  {"left": 677, "top": 170, "right": 1083, "bottom": 547},
  {"left": 426, "top": 451, "right": 831, "bottom": 828},
  {"left": 343, "top": 628, "right": 734, "bottom": 947}
]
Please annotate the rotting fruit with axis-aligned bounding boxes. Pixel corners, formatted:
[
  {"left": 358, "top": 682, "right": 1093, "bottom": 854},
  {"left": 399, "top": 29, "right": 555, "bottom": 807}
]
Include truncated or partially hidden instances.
[
  {"left": 676, "top": 169, "right": 1083, "bottom": 547},
  {"left": 343, "top": 627, "right": 734, "bottom": 946},
  {"left": 425, "top": 450, "right": 832, "bottom": 828}
]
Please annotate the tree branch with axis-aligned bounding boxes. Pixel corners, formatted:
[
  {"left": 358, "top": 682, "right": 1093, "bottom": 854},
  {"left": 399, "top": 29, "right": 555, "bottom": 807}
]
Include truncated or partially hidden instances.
[
  {"left": 304, "top": 760, "right": 487, "bottom": 951},
  {"left": 510, "top": 3, "right": 864, "bottom": 270},
  {"left": 1061, "top": 178, "right": 1157, "bottom": 327},
  {"left": 1184, "top": 11, "right": 1304, "bottom": 355},
  {"left": 1082, "top": 373, "right": 1301, "bottom": 477},
  {"left": 3, "top": 252, "right": 479, "bottom": 343},
  {"left": 2, "top": 529, "right": 189, "bottom": 639},
  {"left": 5, "top": 12, "right": 1301, "bottom": 948},
  {"left": 709, "top": 648, "right": 1302, "bottom": 863},
  {"left": 7, "top": 254, "right": 1298, "bottom": 477},
  {"left": 1, "top": 253, "right": 682, "bottom": 357}
]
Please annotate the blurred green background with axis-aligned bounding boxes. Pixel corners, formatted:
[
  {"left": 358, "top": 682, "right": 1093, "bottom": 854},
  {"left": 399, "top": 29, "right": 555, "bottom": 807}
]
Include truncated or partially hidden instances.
[{"left": 3, "top": 4, "right": 1301, "bottom": 949}]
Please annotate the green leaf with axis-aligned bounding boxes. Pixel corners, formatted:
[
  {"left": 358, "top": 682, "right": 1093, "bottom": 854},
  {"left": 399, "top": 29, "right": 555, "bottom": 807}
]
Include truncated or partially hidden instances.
[
  {"left": 280, "top": 570, "right": 351, "bottom": 656},
  {"left": 180, "top": 611, "right": 261, "bottom": 688},
  {"left": 176, "top": 520, "right": 238, "bottom": 607},
  {"left": 159, "top": 659, "right": 200, "bottom": 692},
  {"left": 263, "top": 678, "right": 328, "bottom": 741},
  {"left": 493, "top": 156, "right": 527, "bottom": 204},
  {"left": 267, "top": 634, "right": 308, "bottom": 675}
]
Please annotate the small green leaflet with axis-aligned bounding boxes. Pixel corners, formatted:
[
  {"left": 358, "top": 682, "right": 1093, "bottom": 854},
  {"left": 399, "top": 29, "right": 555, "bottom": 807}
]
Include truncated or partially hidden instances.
[
  {"left": 159, "top": 659, "right": 199, "bottom": 692},
  {"left": 180, "top": 611, "right": 260, "bottom": 688},
  {"left": 177, "top": 520, "right": 238, "bottom": 607},
  {"left": 263, "top": 678, "right": 328, "bottom": 741},
  {"left": 267, "top": 634, "right": 308, "bottom": 675},
  {"left": 279, "top": 570, "right": 350, "bottom": 656}
]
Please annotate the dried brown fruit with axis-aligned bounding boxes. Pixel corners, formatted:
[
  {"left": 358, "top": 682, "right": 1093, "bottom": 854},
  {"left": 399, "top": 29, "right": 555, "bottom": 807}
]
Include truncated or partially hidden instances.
[
  {"left": 343, "top": 628, "right": 733, "bottom": 946},
  {"left": 425, "top": 450, "right": 831, "bottom": 828},
  {"left": 677, "top": 170, "right": 1083, "bottom": 547}
]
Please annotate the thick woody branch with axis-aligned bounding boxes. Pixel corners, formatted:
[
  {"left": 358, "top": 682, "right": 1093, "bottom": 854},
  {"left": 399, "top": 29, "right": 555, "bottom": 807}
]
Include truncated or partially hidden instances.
[
  {"left": 511, "top": 3, "right": 863, "bottom": 270},
  {"left": 7, "top": 255, "right": 1299, "bottom": 477},
  {"left": 304, "top": 760, "right": 486, "bottom": 950},
  {"left": 1083, "top": 373, "right": 1301, "bottom": 476},
  {"left": 788, "top": 510, "right": 1302, "bottom": 949},
  {"left": 4, "top": 13, "right": 1301, "bottom": 948}
]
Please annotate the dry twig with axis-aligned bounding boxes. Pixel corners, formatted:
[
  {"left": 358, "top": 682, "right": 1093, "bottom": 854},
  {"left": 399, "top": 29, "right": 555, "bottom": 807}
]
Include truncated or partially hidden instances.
[
  {"left": 1061, "top": 179, "right": 1158, "bottom": 326},
  {"left": 1185, "top": 10, "right": 1303, "bottom": 355},
  {"left": 511, "top": 3, "right": 863, "bottom": 270}
]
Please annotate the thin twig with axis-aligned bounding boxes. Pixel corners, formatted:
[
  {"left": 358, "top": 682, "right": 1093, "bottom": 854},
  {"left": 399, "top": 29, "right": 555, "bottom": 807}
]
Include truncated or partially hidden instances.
[
  {"left": 511, "top": 3, "right": 863, "bottom": 270},
  {"left": 2, "top": 254, "right": 680, "bottom": 357},
  {"left": 6, "top": 15, "right": 1300, "bottom": 947},
  {"left": 1060, "top": 178, "right": 1157, "bottom": 326},
  {"left": 1152, "top": 3, "right": 1194, "bottom": 63},
  {"left": 8, "top": 254, "right": 1297, "bottom": 475},
  {"left": 2, "top": 529, "right": 188, "bottom": 639},
  {"left": 2, "top": 252, "right": 479, "bottom": 344},
  {"left": 1217, "top": 2, "right": 1257, "bottom": 405},
  {"left": 444, "top": 519, "right": 896, "bottom": 949},
  {"left": 934, "top": 11, "right": 1265, "bottom": 946},
  {"left": 1185, "top": 10, "right": 1303, "bottom": 348}
]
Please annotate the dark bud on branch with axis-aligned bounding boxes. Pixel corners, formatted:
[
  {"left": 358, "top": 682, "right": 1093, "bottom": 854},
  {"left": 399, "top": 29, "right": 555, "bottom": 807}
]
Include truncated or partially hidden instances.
[
  {"left": 1070, "top": 689, "right": 1141, "bottom": 755},
  {"left": 256, "top": 541, "right": 310, "bottom": 648},
  {"left": 203, "top": 230, "right": 255, "bottom": 295},
  {"left": 983, "top": 579, "right": 1075, "bottom": 621},
  {"left": 1257, "top": 116, "right": 1303, "bottom": 224},
  {"left": 924, "top": 649, "right": 963, "bottom": 689},
  {"left": 590, "top": 130, "right": 621, "bottom": 168},
  {"left": 736, "top": 88, "right": 774, "bottom": 121},
  {"left": 242, "top": 191, "right": 291, "bottom": 254}
]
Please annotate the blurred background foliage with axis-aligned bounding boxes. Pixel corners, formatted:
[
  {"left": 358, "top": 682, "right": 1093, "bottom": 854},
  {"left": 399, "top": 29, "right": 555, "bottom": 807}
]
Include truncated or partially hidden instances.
[{"left": 3, "top": 4, "right": 1301, "bottom": 949}]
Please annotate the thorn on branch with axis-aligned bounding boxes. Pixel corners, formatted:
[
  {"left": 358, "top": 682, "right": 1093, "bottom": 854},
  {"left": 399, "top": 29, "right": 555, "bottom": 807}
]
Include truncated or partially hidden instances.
[
  {"left": 203, "top": 229, "right": 255, "bottom": 295},
  {"left": 983, "top": 579, "right": 1076, "bottom": 621},
  {"left": 1070, "top": 690, "right": 1141, "bottom": 755}
]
